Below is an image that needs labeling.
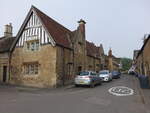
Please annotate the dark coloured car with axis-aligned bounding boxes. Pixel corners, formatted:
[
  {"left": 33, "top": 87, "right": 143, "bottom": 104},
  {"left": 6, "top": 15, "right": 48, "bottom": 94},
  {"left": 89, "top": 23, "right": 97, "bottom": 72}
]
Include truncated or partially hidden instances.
[{"left": 111, "top": 71, "right": 121, "bottom": 79}]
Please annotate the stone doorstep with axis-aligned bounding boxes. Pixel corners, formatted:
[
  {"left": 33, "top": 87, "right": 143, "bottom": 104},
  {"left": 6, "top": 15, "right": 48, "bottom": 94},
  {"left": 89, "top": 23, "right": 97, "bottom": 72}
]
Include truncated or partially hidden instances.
[{"left": 133, "top": 76, "right": 150, "bottom": 112}]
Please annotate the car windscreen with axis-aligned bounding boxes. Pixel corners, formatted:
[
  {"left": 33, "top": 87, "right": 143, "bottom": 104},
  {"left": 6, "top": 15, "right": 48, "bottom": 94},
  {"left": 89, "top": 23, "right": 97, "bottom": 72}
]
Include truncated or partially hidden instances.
[
  {"left": 99, "top": 71, "right": 108, "bottom": 74},
  {"left": 79, "top": 72, "right": 89, "bottom": 76},
  {"left": 112, "top": 71, "right": 118, "bottom": 74}
]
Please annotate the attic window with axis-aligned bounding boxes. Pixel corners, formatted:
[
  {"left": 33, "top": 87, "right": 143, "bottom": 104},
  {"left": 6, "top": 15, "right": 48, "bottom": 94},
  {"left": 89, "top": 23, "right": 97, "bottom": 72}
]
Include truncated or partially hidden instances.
[{"left": 26, "top": 41, "right": 39, "bottom": 51}]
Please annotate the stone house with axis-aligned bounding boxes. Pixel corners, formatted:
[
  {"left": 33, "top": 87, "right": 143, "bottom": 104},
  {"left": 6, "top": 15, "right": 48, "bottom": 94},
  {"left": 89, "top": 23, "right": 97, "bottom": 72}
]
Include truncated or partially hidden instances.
[
  {"left": 86, "top": 42, "right": 105, "bottom": 72},
  {"left": 0, "top": 23, "right": 15, "bottom": 83},
  {"left": 105, "top": 49, "right": 121, "bottom": 71},
  {"left": 0, "top": 6, "right": 105, "bottom": 88},
  {"left": 133, "top": 50, "right": 139, "bottom": 63},
  {"left": 136, "top": 35, "right": 150, "bottom": 81}
]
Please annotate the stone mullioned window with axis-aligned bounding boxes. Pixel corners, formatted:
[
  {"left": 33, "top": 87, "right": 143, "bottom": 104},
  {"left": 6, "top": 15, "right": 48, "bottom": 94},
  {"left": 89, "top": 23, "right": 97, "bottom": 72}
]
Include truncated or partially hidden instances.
[{"left": 24, "top": 63, "right": 39, "bottom": 75}]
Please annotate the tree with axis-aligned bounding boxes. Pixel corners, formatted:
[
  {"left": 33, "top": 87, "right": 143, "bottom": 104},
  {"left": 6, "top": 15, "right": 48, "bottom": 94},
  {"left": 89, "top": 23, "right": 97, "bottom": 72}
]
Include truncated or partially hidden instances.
[{"left": 120, "top": 58, "right": 132, "bottom": 71}]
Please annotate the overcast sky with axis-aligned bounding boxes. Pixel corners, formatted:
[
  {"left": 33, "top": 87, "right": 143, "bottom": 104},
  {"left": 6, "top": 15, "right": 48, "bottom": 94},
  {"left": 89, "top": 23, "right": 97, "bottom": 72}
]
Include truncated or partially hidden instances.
[{"left": 1, "top": 0, "right": 150, "bottom": 58}]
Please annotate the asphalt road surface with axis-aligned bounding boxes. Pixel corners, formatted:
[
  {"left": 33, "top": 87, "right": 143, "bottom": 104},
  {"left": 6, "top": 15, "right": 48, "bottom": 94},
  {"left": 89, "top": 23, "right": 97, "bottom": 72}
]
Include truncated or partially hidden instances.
[{"left": 0, "top": 74, "right": 148, "bottom": 113}]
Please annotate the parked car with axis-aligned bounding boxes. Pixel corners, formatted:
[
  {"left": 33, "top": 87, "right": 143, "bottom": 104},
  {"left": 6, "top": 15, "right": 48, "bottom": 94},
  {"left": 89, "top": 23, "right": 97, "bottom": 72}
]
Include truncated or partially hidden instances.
[
  {"left": 128, "top": 70, "right": 136, "bottom": 75},
  {"left": 111, "top": 71, "right": 121, "bottom": 79},
  {"left": 98, "top": 70, "right": 112, "bottom": 82},
  {"left": 74, "top": 71, "right": 102, "bottom": 88}
]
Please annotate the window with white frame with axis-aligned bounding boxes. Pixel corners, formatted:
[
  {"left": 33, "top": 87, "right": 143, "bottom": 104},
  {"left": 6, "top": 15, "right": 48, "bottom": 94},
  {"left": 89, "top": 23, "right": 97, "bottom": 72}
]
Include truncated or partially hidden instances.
[
  {"left": 24, "top": 63, "right": 39, "bottom": 75},
  {"left": 26, "top": 41, "right": 39, "bottom": 51}
]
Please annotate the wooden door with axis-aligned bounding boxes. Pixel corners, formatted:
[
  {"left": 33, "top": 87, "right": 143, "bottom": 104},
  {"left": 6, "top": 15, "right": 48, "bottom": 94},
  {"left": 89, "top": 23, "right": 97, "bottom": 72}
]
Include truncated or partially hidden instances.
[{"left": 3, "top": 66, "right": 7, "bottom": 82}]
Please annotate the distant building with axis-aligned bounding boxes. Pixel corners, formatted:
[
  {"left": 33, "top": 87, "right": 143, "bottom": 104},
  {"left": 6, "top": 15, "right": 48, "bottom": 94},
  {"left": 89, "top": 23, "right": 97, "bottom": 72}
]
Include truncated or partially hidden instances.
[
  {"left": 105, "top": 49, "right": 121, "bottom": 71},
  {"left": 133, "top": 50, "right": 139, "bottom": 65}
]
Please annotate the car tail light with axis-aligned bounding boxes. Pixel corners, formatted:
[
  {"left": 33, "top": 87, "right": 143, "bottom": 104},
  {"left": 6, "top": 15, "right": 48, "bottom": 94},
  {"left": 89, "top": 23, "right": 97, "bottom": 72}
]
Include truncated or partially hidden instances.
[{"left": 84, "top": 76, "right": 92, "bottom": 78}]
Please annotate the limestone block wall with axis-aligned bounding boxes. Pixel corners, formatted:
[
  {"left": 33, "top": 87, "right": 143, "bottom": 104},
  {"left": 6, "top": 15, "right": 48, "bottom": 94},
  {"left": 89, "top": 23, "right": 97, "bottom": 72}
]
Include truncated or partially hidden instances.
[
  {"left": 56, "top": 46, "right": 74, "bottom": 86},
  {"left": 72, "top": 29, "right": 87, "bottom": 74},
  {"left": 143, "top": 39, "right": 150, "bottom": 80},
  {"left": 86, "top": 56, "right": 95, "bottom": 71},
  {"left": 95, "top": 58, "right": 101, "bottom": 72},
  {"left": 0, "top": 53, "right": 9, "bottom": 82},
  {"left": 136, "top": 54, "right": 142, "bottom": 74},
  {"left": 86, "top": 56, "right": 101, "bottom": 72},
  {"left": 10, "top": 44, "right": 57, "bottom": 88},
  {"left": 108, "top": 57, "right": 113, "bottom": 71}
]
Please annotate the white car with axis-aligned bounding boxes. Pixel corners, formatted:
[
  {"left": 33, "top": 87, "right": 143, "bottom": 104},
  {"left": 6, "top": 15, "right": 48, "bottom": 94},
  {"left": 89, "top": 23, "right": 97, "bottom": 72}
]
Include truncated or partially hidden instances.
[{"left": 99, "top": 70, "right": 112, "bottom": 82}]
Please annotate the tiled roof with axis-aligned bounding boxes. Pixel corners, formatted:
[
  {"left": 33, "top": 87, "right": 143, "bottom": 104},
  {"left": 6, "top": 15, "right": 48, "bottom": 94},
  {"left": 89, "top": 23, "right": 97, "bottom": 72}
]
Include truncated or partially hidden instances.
[
  {"left": 86, "top": 41, "right": 100, "bottom": 58},
  {"left": 0, "top": 37, "right": 15, "bottom": 53},
  {"left": 33, "top": 6, "right": 72, "bottom": 48}
]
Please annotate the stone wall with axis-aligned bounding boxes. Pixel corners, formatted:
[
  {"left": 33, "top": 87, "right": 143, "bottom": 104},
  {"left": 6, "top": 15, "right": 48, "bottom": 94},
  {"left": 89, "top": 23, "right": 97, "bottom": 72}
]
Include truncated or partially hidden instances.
[
  {"left": 143, "top": 39, "right": 150, "bottom": 81},
  {"left": 56, "top": 46, "right": 74, "bottom": 86},
  {"left": 136, "top": 53, "right": 143, "bottom": 74},
  {"left": 72, "top": 28, "right": 87, "bottom": 74},
  {"left": 86, "top": 56, "right": 100, "bottom": 72},
  {"left": 0, "top": 52, "right": 9, "bottom": 82},
  {"left": 10, "top": 44, "right": 57, "bottom": 88}
]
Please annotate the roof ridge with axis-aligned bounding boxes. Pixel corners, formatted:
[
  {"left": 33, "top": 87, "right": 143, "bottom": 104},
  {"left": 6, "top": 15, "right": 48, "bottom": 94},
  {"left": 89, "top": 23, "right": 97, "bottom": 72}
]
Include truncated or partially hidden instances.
[
  {"left": 31, "top": 5, "right": 72, "bottom": 48},
  {"left": 32, "top": 6, "right": 72, "bottom": 33},
  {"left": 137, "top": 35, "right": 150, "bottom": 58}
]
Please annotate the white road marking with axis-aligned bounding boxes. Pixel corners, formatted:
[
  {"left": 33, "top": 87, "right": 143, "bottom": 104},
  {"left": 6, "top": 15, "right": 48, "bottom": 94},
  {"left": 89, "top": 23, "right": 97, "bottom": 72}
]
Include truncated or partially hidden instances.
[{"left": 108, "top": 86, "right": 134, "bottom": 96}]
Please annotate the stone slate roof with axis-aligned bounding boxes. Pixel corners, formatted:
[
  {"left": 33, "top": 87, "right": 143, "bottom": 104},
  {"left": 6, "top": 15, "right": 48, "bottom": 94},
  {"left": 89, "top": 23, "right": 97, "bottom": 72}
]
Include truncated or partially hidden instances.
[
  {"left": 33, "top": 6, "right": 72, "bottom": 48},
  {"left": 137, "top": 35, "right": 150, "bottom": 59},
  {"left": 86, "top": 41, "right": 101, "bottom": 58},
  {"left": 0, "top": 37, "right": 15, "bottom": 53}
]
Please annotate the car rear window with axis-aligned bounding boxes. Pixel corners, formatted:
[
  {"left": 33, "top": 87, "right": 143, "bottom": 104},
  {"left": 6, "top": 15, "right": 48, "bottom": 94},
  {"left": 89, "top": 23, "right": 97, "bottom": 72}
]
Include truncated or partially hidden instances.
[
  {"left": 79, "top": 72, "right": 89, "bottom": 76},
  {"left": 99, "top": 71, "right": 108, "bottom": 74},
  {"left": 91, "top": 72, "right": 97, "bottom": 76}
]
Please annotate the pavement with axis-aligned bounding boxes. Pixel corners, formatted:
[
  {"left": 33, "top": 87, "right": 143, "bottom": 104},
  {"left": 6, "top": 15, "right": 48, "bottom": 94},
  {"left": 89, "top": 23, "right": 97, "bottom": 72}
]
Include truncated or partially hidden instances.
[
  {"left": 132, "top": 76, "right": 150, "bottom": 113},
  {"left": 0, "top": 74, "right": 150, "bottom": 113}
]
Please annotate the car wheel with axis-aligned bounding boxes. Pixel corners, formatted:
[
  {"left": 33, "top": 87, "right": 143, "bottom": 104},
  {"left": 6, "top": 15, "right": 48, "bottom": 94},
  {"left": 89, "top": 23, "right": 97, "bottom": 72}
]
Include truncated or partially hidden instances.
[
  {"left": 90, "top": 82, "right": 95, "bottom": 88},
  {"left": 75, "top": 84, "right": 79, "bottom": 87},
  {"left": 99, "top": 82, "right": 102, "bottom": 85}
]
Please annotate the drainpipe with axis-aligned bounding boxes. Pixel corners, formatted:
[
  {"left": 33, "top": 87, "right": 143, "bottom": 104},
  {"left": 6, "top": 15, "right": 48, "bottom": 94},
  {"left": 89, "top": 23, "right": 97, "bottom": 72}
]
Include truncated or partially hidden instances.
[
  {"left": 8, "top": 52, "right": 12, "bottom": 82},
  {"left": 72, "top": 43, "right": 75, "bottom": 77},
  {"left": 141, "top": 51, "right": 145, "bottom": 75},
  {"left": 62, "top": 48, "right": 65, "bottom": 86}
]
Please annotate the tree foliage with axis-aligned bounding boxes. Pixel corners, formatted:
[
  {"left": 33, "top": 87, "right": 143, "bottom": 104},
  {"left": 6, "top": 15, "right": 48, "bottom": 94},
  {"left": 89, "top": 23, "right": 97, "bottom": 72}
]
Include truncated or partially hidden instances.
[{"left": 120, "top": 57, "right": 132, "bottom": 71}]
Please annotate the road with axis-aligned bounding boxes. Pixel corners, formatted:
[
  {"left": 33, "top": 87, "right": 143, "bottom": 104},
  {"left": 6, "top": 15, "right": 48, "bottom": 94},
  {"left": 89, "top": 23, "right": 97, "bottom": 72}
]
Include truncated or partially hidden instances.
[{"left": 0, "top": 74, "right": 148, "bottom": 113}]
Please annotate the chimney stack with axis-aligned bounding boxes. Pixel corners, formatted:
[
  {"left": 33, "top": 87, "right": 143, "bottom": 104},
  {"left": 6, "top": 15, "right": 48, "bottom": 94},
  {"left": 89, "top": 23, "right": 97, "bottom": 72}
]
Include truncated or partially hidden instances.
[
  {"left": 78, "top": 19, "right": 86, "bottom": 34},
  {"left": 108, "top": 48, "right": 112, "bottom": 57},
  {"left": 4, "top": 23, "right": 13, "bottom": 37}
]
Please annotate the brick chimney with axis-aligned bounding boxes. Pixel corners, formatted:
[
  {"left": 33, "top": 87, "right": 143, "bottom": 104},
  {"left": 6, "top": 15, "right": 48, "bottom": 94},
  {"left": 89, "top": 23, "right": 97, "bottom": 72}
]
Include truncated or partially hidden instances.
[
  {"left": 4, "top": 23, "right": 13, "bottom": 37},
  {"left": 78, "top": 19, "right": 86, "bottom": 35}
]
